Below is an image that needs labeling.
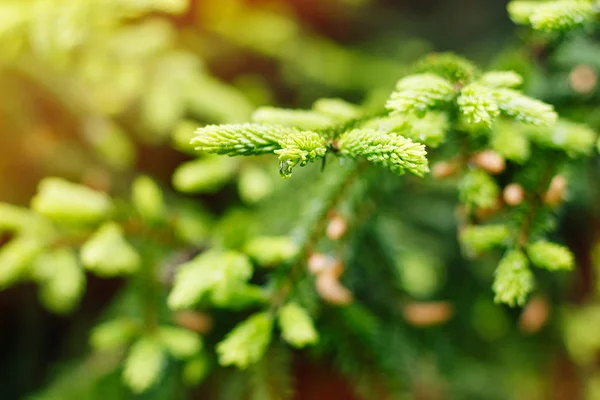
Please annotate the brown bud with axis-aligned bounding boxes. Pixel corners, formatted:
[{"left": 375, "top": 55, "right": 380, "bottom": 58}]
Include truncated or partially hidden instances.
[
  {"left": 503, "top": 183, "right": 525, "bottom": 206},
  {"left": 308, "top": 253, "right": 344, "bottom": 278},
  {"left": 316, "top": 271, "right": 353, "bottom": 305},
  {"left": 518, "top": 295, "right": 550, "bottom": 334},
  {"left": 569, "top": 65, "right": 597, "bottom": 94},
  {"left": 326, "top": 215, "right": 347, "bottom": 241},
  {"left": 308, "top": 253, "right": 329, "bottom": 275},
  {"left": 173, "top": 310, "right": 214, "bottom": 334},
  {"left": 402, "top": 301, "right": 454, "bottom": 327},
  {"left": 471, "top": 150, "right": 506, "bottom": 174},
  {"left": 432, "top": 161, "right": 459, "bottom": 179},
  {"left": 544, "top": 175, "right": 567, "bottom": 207},
  {"left": 329, "top": 259, "right": 345, "bottom": 279}
]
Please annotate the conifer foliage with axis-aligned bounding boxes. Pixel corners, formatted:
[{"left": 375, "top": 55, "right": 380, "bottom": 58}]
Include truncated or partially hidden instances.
[{"left": 1, "top": 0, "right": 600, "bottom": 398}]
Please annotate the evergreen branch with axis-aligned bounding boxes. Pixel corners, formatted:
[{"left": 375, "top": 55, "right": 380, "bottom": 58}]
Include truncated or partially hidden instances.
[
  {"left": 277, "top": 302, "right": 319, "bottom": 348},
  {"left": 385, "top": 73, "right": 456, "bottom": 116},
  {"left": 526, "top": 240, "right": 575, "bottom": 271},
  {"left": 80, "top": 222, "right": 142, "bottom": 277},
  {"left": 459, "top": 224, "right": 510, "bottom": 257},
  {"left": 312, "top": 98, "right": 362, "bottom": 121},
  {"left": 270, "top": 162, "right": 366, "bottom": 309},
  {"left": 172, "top": 156, "right": 238, "bottom": 194},
  {"left": 122, "top": 337, "right": 166, "bottom": 393},
  {"left": 191, "top": 123, "right": 301, "bottom": 156},
  {"left": 167, "top": 250, "right": 255, "bottom": 310},
  {"left": 492, "top": 88, "right": 558, "bottom": 126},
  {"left": 413, "top": 52, "right": 480, "bottom": 83},
  {"left": 337, "top": 129, "right": 429, "bottom": 177},
  {"left": 525, "top": 120, "right": 597, "bottom": 156},
  {"left": 516, "top": 166, "right": 556, "bottom": 247},
  {"left": 158, "top": 326, "right": 203, "bottom": 359},
  {"left": 0, "top": 236, "right": 47, "bottom": 288},
  {"left": 362, "top": 112, "right": 449, "bottom": 148},
  {"left": 478, "top": 71, "right": 523, "bottom": 88},
  {"left": 31, "top": 177, "right": 114, "bottom": 224},
  {"left": 489, "top": 162, "right": 566, "bottom": 306},
  {"left": 34, "top": 248, "right": 85, "bottom": 314},
  {"left": 457, "top": 83, "right": 500, "bottom": 128},
  {"left": 492, "top": 249, "right": 534, "bottom": 307},
  {"left": 491, "top": 121, "right": 531, "bottom": 163},
  {"left": 275, "top": 131, "right": 328, "bottom": 178},
  {"left": 90, "top": 319, "right": 139, "bottom": 351},
  {"left": 291, "top": 163, "right": 363, "bottom": 253},
  {"left": 508, "top": 1, "right": 540, "bottom": 24},
  {"left": 216, "top": 312, "right": 273, "bottom": 369},
  {"left": 243, "top": 236, "right": 299, "bottom": 267},
  {"left": 400, "top": 112, "right": 449, "bottom": 147},
  {"left": 508, "top": 0, "right": 597, "bottom": 32},
  {"left": 458, "top": 169, "right": 500, "bottom": 210}
]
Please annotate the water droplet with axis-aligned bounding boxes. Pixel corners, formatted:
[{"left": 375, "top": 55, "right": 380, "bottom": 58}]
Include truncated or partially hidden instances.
[{"left": 279, "top": 160, "right": 294, "bottom": 178}]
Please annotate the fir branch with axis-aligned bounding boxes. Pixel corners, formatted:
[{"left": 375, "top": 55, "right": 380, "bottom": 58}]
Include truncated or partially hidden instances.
[
  {"left": 457, "top": 83, "right": 500, "bottom": 128},
  {"left": 490, "top": 121, "right": 531, "bottom": 163},
  {"left": 122, "top": 337, "right": 166, "bottom": 393},
  {"left": 191, "top": 123, "right": 301, "bottom": 156},
  {"left": 413, "top": 52, "right": 480, "bottom": 83},
  {"left": 401, "top": 112, "right": 449, "bottom": 147},
  {"left": 526, "top": 240, "right": 575, "bottom": 271},
  {"left": 30, "top": 177, "right": 114, "bottom": 224},
  {"left": 270, "top": 162, "right": 366, "bottom": 309},
  {"left": 508, "top": 1, "right": 541, "bottom": 24},
  {"left": 80, "top": 222, "right": 142, "bottom": 277},
  {"left": 492, "top": 88, "right": 558, "bottom": 126},
  {"left": 243, "top": 236, "right": 299, "bottom": 267},
  {"left": 525, "top": 120, "right": 597, "bottom": 157},
  {"left": 516, "top": 165, "right": 556, "bottom": 247},
  {"left": 275, "top": 131, "right": 328, "bottom": 178},
  {"left": 167, "top": 250, "right": 255, "bottom": 310},
  {"left": 34, "top": 248, "right": 85, "bottom": 314},
  {"left": 172, "top": 156, "right": 238, "bottom": 194},
  {"left": 362, "top": 112, "right": 449, "bottom": 148},
  {"left": 385, "top": 73, "right": 456, "bottom": 116},
  {"left": 157, "top": 325, "right": 203, "bottom": 359},
  {"left": 508, "top": 0, "right": 597, "bottom": 32},
  {"left": 337, "top": 129, "right": 429, "bottom": 177},
  {"left": 0, "top": 236, "right": 47, "bottom": 288},
  {"left": 459, "top": 224, "right": 510, "bottom": 257},
  {"left": 312, "top": 98, "right": 362, "bottom": 121},
  {"left": 277, "top": 302, "right": 319, "bottom": 348},
  {"left": 216, "top": 312, "right": 273, "bottom": 369},
  {"left": 458, "top": 169, "right": 500, "bottom": 210},
  {"left": 493, "top": 249, "right": 534, "bottom": 307},
  {"left": 478, "top": 71, "right": 524, "bottom": 88},
  {"left": 90, "top": 319, "right": 140, "bottom": 351}
]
